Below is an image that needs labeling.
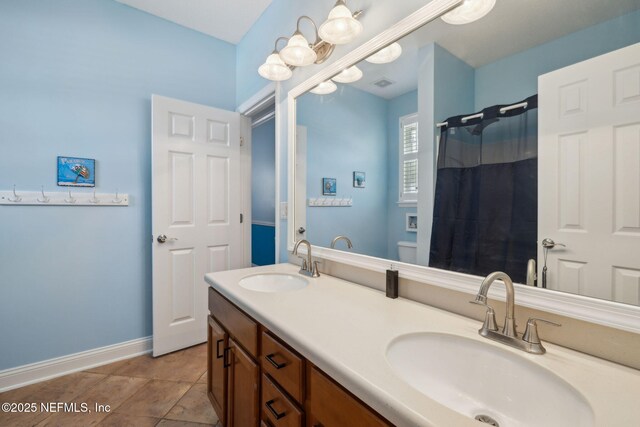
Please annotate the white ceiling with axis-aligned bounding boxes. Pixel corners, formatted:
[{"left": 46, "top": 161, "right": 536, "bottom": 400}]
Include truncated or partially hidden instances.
[
  {"left": 349, "top": 0, "right": 640, "bottom": 99},
  {"left": 115, "top": 0, "right": 272, "bottom": 44}
]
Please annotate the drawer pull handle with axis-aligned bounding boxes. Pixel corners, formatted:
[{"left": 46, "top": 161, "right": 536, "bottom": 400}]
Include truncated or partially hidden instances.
[
  {"left": 265, "top": 353, "right": 287, "bottom": 369},
  {"left": 223, "top": 347, "right": 231, "bottom": 368},
  {"left": 265, "top": 399, "right": 286, "bottom": 420},
  {"left": 216, "top": 339, "right": 224, "bottom": 359}
]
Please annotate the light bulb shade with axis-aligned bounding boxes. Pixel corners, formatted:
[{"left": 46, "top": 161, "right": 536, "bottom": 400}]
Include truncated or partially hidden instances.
[
  {"left": 365, "top": 43, "right": 402, "bottom": 64},
  {"left": 310, "top": 80, "right": 337, "bottom": 95},
  {"left": 258, "top": 53, "right": 292, "bottom": 81},
  {"left": 332, "top": 65, "right": 363, "bottom": 83},
  {"left": 441, "top": 0, "right": 496, "bottom": 25},
  {"left": 318, "top": 4, "right": 363, "bottom": 45},
  {"left": 279, "top": 33, "right": 317, "bottom": 66}
]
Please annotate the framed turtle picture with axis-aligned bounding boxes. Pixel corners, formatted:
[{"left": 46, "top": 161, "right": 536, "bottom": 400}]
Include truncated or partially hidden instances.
[
  {"left": 57, "top": 156, "right": 96, "bottom": 187},
  {"left": 322, "top": 177, "right": 336, "bottom": 196}
]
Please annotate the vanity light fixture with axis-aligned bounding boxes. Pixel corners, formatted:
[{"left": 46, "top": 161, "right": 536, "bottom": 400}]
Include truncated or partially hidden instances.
[
  {"left": 318, "top": 0, "right": 363, "bottom": 45},
  {"left": 441, "top": 0, "right": 496, "bottom": 25},
  {"left": 280, "top": 17, "right": 319, "bottom": 67},
  {"left": 365, "top": 42, "right": 402, "bottom": 64},
  {"left": 332, "top": 65, "right": 363, "bottom": 83},
  {"left": 258, "top": 37, "right": 293, "bottom": 81},
  {"left": 310, "top": 80, "right": 337, "bottom": 95},
  {"left": 258, "top": 3, "right": 364, "bottom": 82}
]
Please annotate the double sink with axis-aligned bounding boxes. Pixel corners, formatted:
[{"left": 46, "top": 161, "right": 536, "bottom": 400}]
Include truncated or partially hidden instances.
[{"left": 219, "top": 269, "right": 631, "bottom": 426}]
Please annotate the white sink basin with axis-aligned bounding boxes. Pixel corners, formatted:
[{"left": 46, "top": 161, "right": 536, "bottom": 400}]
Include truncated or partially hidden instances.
[
  {"left": 238, "top": 273, "right": 308, "bottom": 293},
  {"left": 386, "top": 333, "right": 594, "bottom": 427}
]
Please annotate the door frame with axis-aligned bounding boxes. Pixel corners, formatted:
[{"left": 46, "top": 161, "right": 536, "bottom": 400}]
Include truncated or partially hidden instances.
[{"left": 237, "top": 83, "right": 281, "bottom": 263}]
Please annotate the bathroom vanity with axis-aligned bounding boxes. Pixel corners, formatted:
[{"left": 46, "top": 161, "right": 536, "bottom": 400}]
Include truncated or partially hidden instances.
[{"left": 206, "top": 264, "right": 640, "bottom": 427}]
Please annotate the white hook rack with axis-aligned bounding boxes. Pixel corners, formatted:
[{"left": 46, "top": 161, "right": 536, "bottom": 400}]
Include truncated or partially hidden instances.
[
  {"left": 0, "top": 187, "right": 129, "bottom": 206},
  {"left": 308, "top": 197, "right": 353, "bottom": 207}
]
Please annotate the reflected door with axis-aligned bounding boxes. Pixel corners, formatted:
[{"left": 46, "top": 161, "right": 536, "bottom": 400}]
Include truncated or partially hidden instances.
[
  {"left": 152, "top": 95, "right": 243, "bottom": 356},
  {"left": 538, "top": 43, "right": 640, "bottom": 304}
]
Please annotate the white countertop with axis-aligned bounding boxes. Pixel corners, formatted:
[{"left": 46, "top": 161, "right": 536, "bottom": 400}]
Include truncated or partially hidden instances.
[{"left": 205, "top": 263, "right": 640, "bottom": 427}]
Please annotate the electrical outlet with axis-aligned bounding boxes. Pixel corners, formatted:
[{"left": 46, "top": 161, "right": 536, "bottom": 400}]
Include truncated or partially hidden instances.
[{"left": 280, "top": 202, "right": 288, "bottom": 220}]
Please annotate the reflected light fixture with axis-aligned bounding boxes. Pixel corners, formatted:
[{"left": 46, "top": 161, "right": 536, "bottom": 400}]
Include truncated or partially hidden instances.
[
  {"left": 318, "top": 0, "right": 363, "bottom": 45},
  {"left": 332, "top": 65, "right": 363, "bottom": 83},
  {"left": 258, "top": 37, "right": 293, "bottom": 81},
  {"left": 441, "top": 0, "right": 496, "bottom": 25},
  {"left": 365, "top": 42, "right": 402, "bottom": 64},
  {"left": 310, "top": 80, "right": 337, "bottom": 95}
]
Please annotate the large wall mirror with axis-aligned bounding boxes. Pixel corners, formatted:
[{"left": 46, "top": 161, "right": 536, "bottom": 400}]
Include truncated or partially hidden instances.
[{"left": 290, "top": 0, "right": 640, "bottom": 320}]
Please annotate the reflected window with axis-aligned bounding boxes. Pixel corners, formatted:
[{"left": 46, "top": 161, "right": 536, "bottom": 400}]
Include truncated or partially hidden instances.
[{"left": 400, "top": 113, "right": 419, "bottom": 203}]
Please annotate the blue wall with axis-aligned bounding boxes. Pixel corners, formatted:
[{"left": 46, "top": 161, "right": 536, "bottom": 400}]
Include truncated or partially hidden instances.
[
  {"left": 434, "top": 44, "right": 476, "bottom": 126},
  {"left": 251, "top": 118, "right": 276, "bottom": 224},
  {"left": 475, "top": 10, "right": 640, "bottom": 109},
  {"left": 252, "top": 224, "right": 276, "bottom": 266},
  {"left": 298, "top": 85, "right": 389, "bottom": 258},
  {"left": 0, "top": 0, "right": 236, "bottom": 370},
  {"left": 386, "top": 90, "right": 418, "bottom": 261}
]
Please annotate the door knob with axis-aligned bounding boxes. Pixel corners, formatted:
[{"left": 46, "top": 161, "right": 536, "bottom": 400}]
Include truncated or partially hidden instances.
[
  {"left": 541, "top": 238, "right": 565, "bottom": 249},
  {"left": 157, "top": 234, "right": 178, "bottom": 244}
]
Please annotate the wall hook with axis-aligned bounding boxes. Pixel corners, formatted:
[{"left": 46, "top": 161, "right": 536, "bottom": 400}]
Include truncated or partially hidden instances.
[
  {"left": 37, "top": 186, "right": 50, "bottom": 203},
  {"left": 89, "top": 189, "right": 100, "bottom": 204},
  {"left": 113, "top": 189, "right": 122, "bottom": 204},
  {"left": 8, "top": 184, "right": 22, "bottom": 202},
  {"left": 65, "top": 189, "right": 76, "bottom": 204}
]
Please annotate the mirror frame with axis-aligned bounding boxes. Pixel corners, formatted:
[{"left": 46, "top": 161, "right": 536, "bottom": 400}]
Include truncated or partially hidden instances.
[{"left": 286, "top": 0, "right": 640, "bottom": 334}]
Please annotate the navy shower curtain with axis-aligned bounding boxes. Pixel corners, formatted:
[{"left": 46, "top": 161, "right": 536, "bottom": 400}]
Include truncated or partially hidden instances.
[{"left": 429, "top": 95, "right": 538, "bottom": 284}]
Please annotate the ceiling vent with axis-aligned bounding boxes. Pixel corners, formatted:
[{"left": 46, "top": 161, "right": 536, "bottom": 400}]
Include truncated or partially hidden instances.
[{"left": 372, "top": 77, "right": 395, "bottom": 88}]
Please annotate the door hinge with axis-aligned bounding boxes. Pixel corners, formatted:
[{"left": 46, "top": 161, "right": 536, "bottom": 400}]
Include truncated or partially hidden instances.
[
  {"left": 240, "top": 137, "right": 244, "bottom": 147},
  {"left": 240, "top": 213, "right": 244, "bottom": 223}
]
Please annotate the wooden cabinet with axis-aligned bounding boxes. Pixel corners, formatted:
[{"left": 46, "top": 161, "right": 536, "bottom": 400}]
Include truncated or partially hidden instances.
[
  {"left": 208, "top": 287, "right": 389, "bottom": 427},
  {"left": 207, "top": 316, "right": 228, "bottom": 426},
  {"left": 306, "top": 366, "right": 390, "bottom": 427},
  {"left": 228, "top": 338, "right": 260, "bottom": 427}
]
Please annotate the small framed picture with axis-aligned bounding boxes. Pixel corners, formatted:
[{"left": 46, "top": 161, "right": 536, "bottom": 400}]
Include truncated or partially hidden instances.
[
  {"left": 322, "top": 178, "right": 336, "bottom": 196},
  {"left": 57, "top": 156, "right": 96, "bottom": 187},
  {"left": 406, "top": 213, "right": 417, "bottom": 232},
  {"left": 353, "top": 171, "right": 365, "bottom": 188}
]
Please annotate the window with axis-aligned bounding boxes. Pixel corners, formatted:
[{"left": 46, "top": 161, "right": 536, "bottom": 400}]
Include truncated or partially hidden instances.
[{"left": 399, "top": 113, "right": 418, "bottom": 204}]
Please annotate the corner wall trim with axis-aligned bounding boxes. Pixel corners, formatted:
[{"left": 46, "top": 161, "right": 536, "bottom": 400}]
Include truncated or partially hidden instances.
[{"left": 0, "top": 336, "right": 152, "bottom": 392}]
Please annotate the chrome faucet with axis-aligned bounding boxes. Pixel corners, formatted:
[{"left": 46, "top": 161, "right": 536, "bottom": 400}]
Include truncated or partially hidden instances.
[
  {"left": 471, "top": 271, "right": 561, "bottom": 354},
  {"left": 330, "top": 235, "right": 353, "bottom": 249},
  {"left": 292, "top": 239, "right": 320, "bottom": 278}
]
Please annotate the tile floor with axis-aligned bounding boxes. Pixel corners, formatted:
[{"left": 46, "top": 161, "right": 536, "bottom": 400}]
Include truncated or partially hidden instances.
[{"left": 0, "top": 344, "right": 221, "bottom": 427}]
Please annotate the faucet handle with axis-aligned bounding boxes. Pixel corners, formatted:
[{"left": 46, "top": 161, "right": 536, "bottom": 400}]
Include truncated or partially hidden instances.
[
  {"left": 523, "top": 317, "right": 561, "bottom": 344},
  {"left": 297, "top": 255, "right": 308, "bottom": 271},
  {"left": 311, "top": 260, "right": 321, "bottom": 278},
  {"left": 469, "top": 300, "right": 498, "bottom": 333}
]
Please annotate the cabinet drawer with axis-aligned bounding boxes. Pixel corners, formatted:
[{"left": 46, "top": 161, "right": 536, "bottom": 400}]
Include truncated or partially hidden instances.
[
  {"left": 261, "top": 374, "right": 303, "bottom": 427},
  {"left": 307, "top": 366, "right": 390, "bottom": 427},
  {"left": 208, "top": 287, "right": 258, "bottom": 357},
  {"left": 261, "top": 331, "right": 304, "bottom": 404}
]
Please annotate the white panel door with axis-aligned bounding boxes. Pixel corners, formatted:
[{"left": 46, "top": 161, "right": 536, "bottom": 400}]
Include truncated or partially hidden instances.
[
  {"left": 152, "top": 95, "right": 244, "bottom": 356},
  {"left": 538, "top": 43, "right": 640, "bottom": 304}
]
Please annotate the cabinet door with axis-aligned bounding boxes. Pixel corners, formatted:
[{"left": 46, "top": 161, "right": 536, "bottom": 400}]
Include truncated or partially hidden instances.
[
  {"left": 208, "top": 316, "right": 228, "bottom": 426},
  {"left": 228, "top": 338, "right": 260, "bottom": 427},
  {"left": 306, "top": 366, "right": 390, "bottom": 427}
]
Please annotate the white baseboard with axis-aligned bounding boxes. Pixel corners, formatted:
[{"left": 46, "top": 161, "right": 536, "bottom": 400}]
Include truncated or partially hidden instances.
[{"left": 0, "top": 336, "right": 152, "bottom": 392}]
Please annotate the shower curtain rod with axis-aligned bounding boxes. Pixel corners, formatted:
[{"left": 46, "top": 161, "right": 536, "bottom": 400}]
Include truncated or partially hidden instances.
[{"left": 436, "top": 100, "right": 529, "bottom": 128}]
